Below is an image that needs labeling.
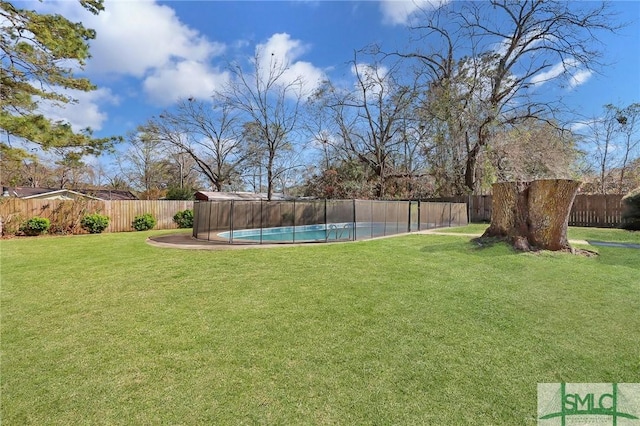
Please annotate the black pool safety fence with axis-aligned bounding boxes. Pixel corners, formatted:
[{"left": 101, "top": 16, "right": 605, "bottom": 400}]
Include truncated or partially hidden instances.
[{"left": 193, "top": 199, "right": 468, "bottom": 244}]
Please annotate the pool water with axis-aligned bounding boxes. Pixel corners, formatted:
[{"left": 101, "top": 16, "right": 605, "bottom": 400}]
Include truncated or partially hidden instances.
[{"left": 217, "top": 222, "right": 401, "bottom": 242}]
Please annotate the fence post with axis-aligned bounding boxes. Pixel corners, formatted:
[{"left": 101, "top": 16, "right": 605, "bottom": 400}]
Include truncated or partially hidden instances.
[
  {"left": 206, "top": 201, "right": 212, "bottom": 241},
  {"left": 352, "top": 199, "right": 356, "bottom": 241},
  {"left": 324, "top": 198, "right": 327, "bottom": 227},
  {"left": 228, "top": 201, "right": 233, "bottom": 244}
]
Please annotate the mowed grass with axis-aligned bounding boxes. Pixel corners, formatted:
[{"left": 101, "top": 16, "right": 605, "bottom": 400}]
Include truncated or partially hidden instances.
[
  {"left": 436, "top": 223, "right": 640, "bottom": 244},
  {"left": 1, "top": 229, "right": 639, "bottom": 424}
]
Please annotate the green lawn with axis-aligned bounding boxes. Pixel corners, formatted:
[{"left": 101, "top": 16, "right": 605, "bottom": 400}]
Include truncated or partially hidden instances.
[
  {"left": 1, "top": 229, "right": 639, "bottom": 424},
  {"left": 437, "top": 223, "right": 640, "bottom": 244}
]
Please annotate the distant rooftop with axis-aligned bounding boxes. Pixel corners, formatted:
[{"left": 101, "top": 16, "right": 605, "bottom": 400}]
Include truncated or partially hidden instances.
[
  {"left": 195, "top": 191, "right": 292, "bottom": 201},
  {"left": 2, "top": 187, "right": 138, "bottom": 201}
]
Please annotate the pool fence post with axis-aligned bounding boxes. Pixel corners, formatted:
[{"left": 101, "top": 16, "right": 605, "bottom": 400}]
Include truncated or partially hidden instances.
[
  {"left": 260, "top": 200, "right": 263, "bottom": 245},
  {"left": 352, "top": 199, "right": 356, "bottom": 241},
  {"left": 384, "top": 200, "right": 388, "bottom": 236},
  {"left": 417, "top": 200, "right": 421, "bottom": 232},
  {"left": 369, "top": 200, "right": 374, "bottom": 238},
  {"left": 293, "top": 199, "right": 296, "bottom": 243},
  {"left": 407, "top": 201, "right": 411, "bottom": 233},
  {"left": 206, "top": 201, "right": 212, "bottom": 241},
  {"left": 449, "top": 202, "right": 452, "bottom": 227},
  {"left": 229, "top": 200, "right": 234, "bottom": 244},
  {"left": 324, "top": 199, "right": 328, "bottom": 242}
]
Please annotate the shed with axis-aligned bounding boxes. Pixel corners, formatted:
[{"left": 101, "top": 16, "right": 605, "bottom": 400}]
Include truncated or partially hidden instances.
[{"left": 194, "top": 191, "right": 291, "bottom": 201}]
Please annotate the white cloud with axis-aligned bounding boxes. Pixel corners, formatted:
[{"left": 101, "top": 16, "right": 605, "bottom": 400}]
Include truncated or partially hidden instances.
[
  {"left": 83, "top": 0, "right": 224, "bottom": 77},
  {"left": 570, "top": 120, "right": 591, "bottom": 135},
  {"left": 568, "top": 69, "right": 593, "bottom": 89},
  {"left": 143, "top": 61, "right": 230, "bottom": 106},
  {"left": 529, "top": 57, "right": 592, "bottom": 90},
  {"left": 492, "top": 30, "right": 557, "bottom": 57},
  {"left": 37, "top": 88, "right": 119, "bottom": 132},
  {"left": 39, "top": 0, "right": 228, "bottom": 105},
  {"left": 530, "top": 58, "right": 579, "bottom": 87},
  {"left": 255, "top": 33, "right": 325, "bottom": 98},
  {"left": 379, "top": 0, "right": 447, "bottom": 26},
  {"left": 348, "top": 62, "right": 394, "bottom": 102}
]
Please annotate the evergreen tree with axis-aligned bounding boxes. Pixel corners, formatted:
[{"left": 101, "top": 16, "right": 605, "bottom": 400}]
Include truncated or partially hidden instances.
[{"left": 0, "top": 0, "right": 118, "bottom": 155}]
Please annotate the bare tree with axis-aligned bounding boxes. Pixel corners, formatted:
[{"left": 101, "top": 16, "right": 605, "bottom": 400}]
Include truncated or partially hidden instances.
[
  {"left": 118, "top": 131, "right": 170, "bottom": 195},
  {"left": 585, "top": 106, "right": 620, "bottom": 194},
  {"left": 303, "top": 91, "right": 344, "bottom": 171},
  {"left": 313, "top": 53, "right": 420, "bottom": 198},
  {"left": 398, "top": 1, "right": 626, "bottom": 251},
  {"left": 216, "top": 52, "right": 306, "bottom": 200},
  {"left": 142, "top": 99, "right": 245, "bottom": 192},
  {"left": 613, "top": 103, "right": 640, "bottom": 193},
  {"left": 162, "top": 150, "right": 202, "bottom": 191},
  {"left": 581, "top": 103, "right": 640, "bottom": 194},
  {"left": 401, "top": 0, "right": 620, "bottom": 194}
]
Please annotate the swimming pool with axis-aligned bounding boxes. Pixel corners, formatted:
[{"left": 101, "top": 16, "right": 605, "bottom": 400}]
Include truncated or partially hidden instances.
[{"left": 217, "top": 222, "right": 400, "bottom": 243}]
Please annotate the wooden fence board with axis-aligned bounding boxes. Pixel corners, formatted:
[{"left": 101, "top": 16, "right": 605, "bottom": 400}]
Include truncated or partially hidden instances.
[
  {"left": 461, "top": 194, "right": 625, "bottom": 227},
  {"left": 2, "top": 194, "right": 624, "bottom": 234},
  {"left": 0, "top": 199, "right": 193, "bottom": 234}
]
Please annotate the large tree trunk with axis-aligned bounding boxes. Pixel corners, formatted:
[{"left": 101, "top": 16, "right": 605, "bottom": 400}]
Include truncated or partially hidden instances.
[{"left": 482, "top": 179, "right": 581, "bottom": 251}]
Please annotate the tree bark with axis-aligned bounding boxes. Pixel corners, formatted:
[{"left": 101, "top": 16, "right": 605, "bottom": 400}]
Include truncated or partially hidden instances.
[{"left": 482, "top": 179, "right": 581, "bottom": 251}]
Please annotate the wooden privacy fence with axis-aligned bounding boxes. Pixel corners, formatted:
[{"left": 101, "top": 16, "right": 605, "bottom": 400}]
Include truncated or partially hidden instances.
[
  {"left": 568, "top": 194, "right": 626, "bottom": 228},
  {"left": 438, "top": 194, "right": 626, "bottom": 227},
  {"left": 2, "top": 194, "right": 624, "bottom": 234},
  {"left": 0, "top": 199, "right": 193, "bottom": 234}
]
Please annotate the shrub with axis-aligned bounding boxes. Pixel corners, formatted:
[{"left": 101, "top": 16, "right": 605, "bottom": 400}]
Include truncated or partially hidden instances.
[
  {"left": 81, "top": 213, "right": 110, "bottom": 234},
  {"left": 132, "top": 213, "right": 156, "bottom": 231},
  {"left": 20, "top": 216, "right": 51, "bottom": 236},
  {"left": 1, "top": 212, "right": 25, "bottom": 236},
  {"left": 621, "top": 187, "right": 640, "bottom": 231},
  {"left": 173, "top": 209, "right": 194, "bottom": 228}
]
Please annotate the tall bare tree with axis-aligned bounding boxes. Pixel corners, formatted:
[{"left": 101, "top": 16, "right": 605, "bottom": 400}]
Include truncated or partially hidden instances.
[
  {"left": 118, "top": 131, "right": 169, "bottom": 195},
  {"left": 141, "top": 99, "right": 245, "bottom": 192},
  {"left": 217, "top": 52, "right": 305, "bottom": 200},
  {"left": 313, "top": 53, "right": 420, "bottom": 198},
  {"left": 582, "top": 103, "right": 640, "bottom": 194},
  {"left": 613, "top": 103, "right": 640, "bottom": 193},
  {"left": 402, "top": 0, "right": 620, "bottom": 194}
]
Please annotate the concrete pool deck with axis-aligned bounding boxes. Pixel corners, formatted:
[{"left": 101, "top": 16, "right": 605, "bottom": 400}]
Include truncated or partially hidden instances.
[
  {"left": 145, "top": 229, "right": 615, "bottom": 250},
  {"left": 147, "top": 229, "right": 424, "bottom": 250}
]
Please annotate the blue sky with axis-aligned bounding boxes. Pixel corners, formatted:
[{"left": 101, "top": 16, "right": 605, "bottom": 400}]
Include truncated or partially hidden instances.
[{"left": 18, "top": 0, "right": 640, "bottom": 162}]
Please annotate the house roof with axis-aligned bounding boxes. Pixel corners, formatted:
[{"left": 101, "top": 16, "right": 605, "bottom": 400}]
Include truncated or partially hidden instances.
[
  {"left": 78, "top": 189, "right": 138, "bottom": 201},
  {"left": 195, "top": 191, "right": 291, "bottom": 201},
  {"left": 2, "top": 187, "right": 138, "bottom": 201}
]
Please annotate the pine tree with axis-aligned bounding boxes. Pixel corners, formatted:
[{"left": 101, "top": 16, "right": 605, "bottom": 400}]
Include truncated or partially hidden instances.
[{"left": 0, "top": 0, "right": 118, "bottom": 155}]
